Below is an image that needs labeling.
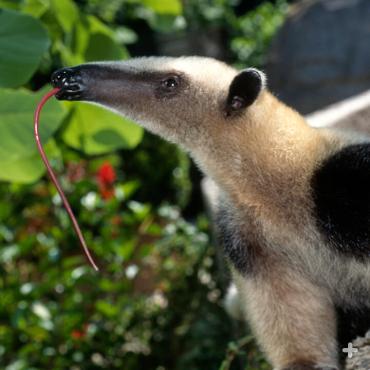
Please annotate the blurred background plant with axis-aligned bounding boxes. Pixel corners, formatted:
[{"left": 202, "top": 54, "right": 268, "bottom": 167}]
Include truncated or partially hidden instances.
[{"left": 0, "top": 0, "right": 288, "bottom": 369}]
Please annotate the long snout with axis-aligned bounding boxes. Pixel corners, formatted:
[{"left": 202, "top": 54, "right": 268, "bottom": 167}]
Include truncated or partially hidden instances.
[{"left": 51, "top": 62, "right": 155, "bottom": 105}]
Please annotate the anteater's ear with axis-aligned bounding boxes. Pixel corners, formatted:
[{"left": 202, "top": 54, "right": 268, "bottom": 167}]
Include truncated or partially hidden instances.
[{"left": 226, "top": 68, "right": 266, "bottom": 116}]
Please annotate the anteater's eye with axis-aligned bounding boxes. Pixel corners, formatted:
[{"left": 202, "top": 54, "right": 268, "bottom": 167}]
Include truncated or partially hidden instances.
[{"left": 161, "top": 76, "right": 179, "bottom": 90}]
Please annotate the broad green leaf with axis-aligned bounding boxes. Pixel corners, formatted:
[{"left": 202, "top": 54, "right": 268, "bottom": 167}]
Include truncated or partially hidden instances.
[
  {"left": 62, "top": 103, "right": 143, "bottom": 155},
  {"left": 0, "top": 152, "right": 45, "bottom": 183},
  {"left": 0, "top": 88, "right": 65, "bottom": 183},
  {"left": 143, "top": 0, "right": 182, "bottom": 15},
  {"left": 0, "top": 140, "right": 60, "bottom": 183},
  {"left": 0, "top": 9, "right": 50, "bottom": 88},
  {"left": 0, "top": 88, "right": 65, "bottom": 160}
]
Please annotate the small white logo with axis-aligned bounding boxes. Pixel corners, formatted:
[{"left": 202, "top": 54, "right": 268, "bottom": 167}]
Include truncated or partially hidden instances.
[{"left": 342, "top": 342, "right": 358, "bottom": 358}]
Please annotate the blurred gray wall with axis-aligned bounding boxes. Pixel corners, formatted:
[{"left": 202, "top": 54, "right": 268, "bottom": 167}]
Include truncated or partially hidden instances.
[{"left": 266, "top": 0, "right": 370, "bottom": 114}]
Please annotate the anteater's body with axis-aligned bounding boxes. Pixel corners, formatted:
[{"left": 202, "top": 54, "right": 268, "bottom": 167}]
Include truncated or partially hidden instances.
[{"left": 52, "top": 57, "right": 370, "bottom": 370}]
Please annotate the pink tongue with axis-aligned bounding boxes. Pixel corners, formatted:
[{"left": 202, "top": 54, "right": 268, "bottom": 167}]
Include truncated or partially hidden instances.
[{"left": 34, "top": 88, "right": 99, "bottom": 271}]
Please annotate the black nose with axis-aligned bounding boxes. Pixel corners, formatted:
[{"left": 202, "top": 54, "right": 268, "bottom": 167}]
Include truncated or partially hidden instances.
[
  {"left": 51, "top": 67, "right": 85, "bottom": 100},
  {"left": 51, "top": 68, "right": 78, "bottom": 88}
]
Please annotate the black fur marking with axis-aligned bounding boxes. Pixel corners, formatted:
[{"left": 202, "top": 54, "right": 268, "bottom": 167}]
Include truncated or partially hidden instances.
[
  {"left": 311, "top": 143, "right": 370, "bottom": 258},
  {"left": 215, "top": 206, "right": 261, "bottom": 275},
  {"left": 226, "top": 69, "right": 262, "bottom": 116}
]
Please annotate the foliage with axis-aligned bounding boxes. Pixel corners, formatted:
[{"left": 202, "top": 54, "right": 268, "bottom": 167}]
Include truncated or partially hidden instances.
[
  {"left": 0, "top": 9, "right": 49, "bottom": 88},
  {"left": 0, "top": 87, "right": 65, "bottom": 182},
  {"left": 0, "top": 0, "right": 288, "bottom": 369},
  {"left": 0, "top": 0, "right": 141, "bottom": 183},
  {"left": 62, "top": 103, "right": 143, "bottom": 155},
  {"left": 230, "top": 0, "right": 289, "bottom": 68},
  {"left": 0, "top": 162, "right": 233, "bottom": 370}
]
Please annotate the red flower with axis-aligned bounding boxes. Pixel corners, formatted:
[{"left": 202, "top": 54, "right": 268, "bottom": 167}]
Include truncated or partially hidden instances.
[
  {"left": 71, "top": 329, "right": 85, "bottom": 340},
  {"left": 97, "top": 162, "right": 116, "bottom": 200},
  {"left": 98, "top": 162, "right": 116, "bottom": 185},
  {"left": 71, "top": 323, "right": 90, "bottom": 340}
]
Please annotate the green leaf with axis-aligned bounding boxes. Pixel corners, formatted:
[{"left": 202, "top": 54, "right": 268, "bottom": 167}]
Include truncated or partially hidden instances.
[
  {"left": 50, "top": 0, "right": 78, "bottom": 33},
  {"left": 0, "top": 9, "right": 50, "bottom": 88},
  {"left": 62, "top": 103, "right": 143, "bottom": 155},
  {"left": 0, "top": 140, "right": 60, "bottom": 183},
  {"left": 0, "top": 88, "right": 64, "bottom": 160},
  {"left": 142, "top": 0, "right": 182, "bottom": 15},
  {"left": 60, "top": 15, "right": 129, "bottom": 65},
  {"left": 0, "top": 151, "right": 47, "bottom": 183},
  {"left": 73, "top": 17, "right": 90, "bottom": 59},
  {"left": 87, "top": 15, "right": 115, "bottom": 37},
  {"left": 84, "top": 16, "right": 129, "bottom": 61},
  {"left": 84, "top": 33, "right": 127, "bottom": 62},
  {"left": 0, "top": 1, "right": 21, "bottom": 10},
  {"left": 0, "top": 87, "right": 65, "bottom": 183},
  {"left": 95, "top": 300, "right": 119, "bottom": 318},
  {"left": 22, "top": 0, "right": 50, "bottom": 18}
]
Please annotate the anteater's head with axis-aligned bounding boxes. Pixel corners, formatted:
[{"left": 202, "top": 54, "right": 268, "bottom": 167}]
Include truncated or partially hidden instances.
[
  {"left": 51, "top": 57, "right": 266, "bottom": 157},
  {"left": 52, "top": 56, "right": 319, "bottom": 207}
]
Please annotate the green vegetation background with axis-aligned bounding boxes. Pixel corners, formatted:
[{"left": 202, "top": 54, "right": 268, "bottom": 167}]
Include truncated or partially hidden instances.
[{"left": 0, "top": 1, "right": 287, "bottom": 369}]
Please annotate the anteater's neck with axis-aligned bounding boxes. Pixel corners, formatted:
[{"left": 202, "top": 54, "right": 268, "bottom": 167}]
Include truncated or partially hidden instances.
[{"left": 194, "top": 92, "right": 331, "bottom": 223}]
